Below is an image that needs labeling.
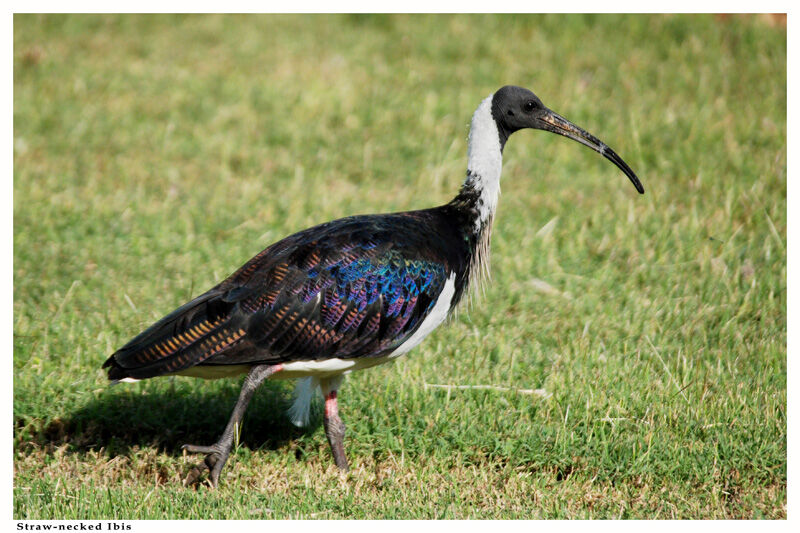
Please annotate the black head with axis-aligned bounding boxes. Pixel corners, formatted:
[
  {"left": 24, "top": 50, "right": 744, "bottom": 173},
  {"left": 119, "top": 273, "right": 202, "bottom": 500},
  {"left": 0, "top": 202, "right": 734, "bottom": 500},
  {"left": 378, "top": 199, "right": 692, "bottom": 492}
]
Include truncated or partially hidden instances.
[
  {"left": 490, "top": 85, "right": 644, "bottom": 194},
  {"left": 491, "top": 85, "right": 548, "bottom": 141}
]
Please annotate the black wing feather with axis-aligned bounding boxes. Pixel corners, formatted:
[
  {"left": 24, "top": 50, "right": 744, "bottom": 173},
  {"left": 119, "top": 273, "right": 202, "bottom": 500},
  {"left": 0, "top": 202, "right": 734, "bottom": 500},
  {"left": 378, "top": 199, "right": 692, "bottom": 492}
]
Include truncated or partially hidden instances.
[{"left": 104, "top": 208, "right": 470, "bottom": 381}]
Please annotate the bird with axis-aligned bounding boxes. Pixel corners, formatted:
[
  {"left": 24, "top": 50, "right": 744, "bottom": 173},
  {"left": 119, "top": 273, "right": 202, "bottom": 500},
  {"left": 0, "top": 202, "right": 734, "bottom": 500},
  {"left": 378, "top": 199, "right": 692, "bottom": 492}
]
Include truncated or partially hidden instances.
[{"left": 103, "top": 85, "right": 644, "bottom": 488}]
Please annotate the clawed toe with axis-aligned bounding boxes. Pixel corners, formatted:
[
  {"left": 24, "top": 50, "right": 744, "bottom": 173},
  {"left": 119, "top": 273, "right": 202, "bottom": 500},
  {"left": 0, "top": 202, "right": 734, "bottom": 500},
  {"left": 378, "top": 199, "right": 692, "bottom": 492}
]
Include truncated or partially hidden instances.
[
  {"left": 181, "top": 442, "right": 231, "bottom": 488},
  {"left": 182, "top": 443, "right": 220, "bottom": 455}
]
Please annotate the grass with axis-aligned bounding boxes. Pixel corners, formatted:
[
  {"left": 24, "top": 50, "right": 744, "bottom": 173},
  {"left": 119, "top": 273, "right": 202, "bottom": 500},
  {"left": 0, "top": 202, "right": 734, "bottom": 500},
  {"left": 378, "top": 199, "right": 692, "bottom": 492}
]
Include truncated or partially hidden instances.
[{"left": 13, "top": 14, "right": 786, "bottom": 519}]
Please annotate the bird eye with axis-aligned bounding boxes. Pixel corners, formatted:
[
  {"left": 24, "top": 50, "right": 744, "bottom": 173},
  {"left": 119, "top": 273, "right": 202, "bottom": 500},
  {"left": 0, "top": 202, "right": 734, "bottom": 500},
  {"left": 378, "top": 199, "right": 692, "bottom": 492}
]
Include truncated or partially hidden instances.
[{"left": 524, "top": 100, "right": 536, "bottom": 112}]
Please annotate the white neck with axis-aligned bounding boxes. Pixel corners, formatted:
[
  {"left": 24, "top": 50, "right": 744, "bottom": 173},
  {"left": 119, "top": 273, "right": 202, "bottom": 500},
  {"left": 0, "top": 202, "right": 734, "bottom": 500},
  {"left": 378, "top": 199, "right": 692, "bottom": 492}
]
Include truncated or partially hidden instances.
[{"left": 465, "top": 94, "right": 503, "bottom": 231}]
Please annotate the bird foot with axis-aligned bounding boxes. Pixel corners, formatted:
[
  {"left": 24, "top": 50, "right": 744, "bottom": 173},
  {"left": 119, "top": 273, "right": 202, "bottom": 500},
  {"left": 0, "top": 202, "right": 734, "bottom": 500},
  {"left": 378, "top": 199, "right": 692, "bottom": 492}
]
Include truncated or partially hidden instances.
[{"left": 181, "top": 442, "right": 232, "bottom": 488}]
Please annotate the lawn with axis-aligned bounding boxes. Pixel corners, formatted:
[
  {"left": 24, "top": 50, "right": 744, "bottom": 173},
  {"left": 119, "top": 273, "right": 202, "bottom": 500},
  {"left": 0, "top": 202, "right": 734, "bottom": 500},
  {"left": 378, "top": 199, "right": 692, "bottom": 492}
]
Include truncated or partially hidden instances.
[{"left": 13, "top": 14, "right": 786, "bottom": 519}]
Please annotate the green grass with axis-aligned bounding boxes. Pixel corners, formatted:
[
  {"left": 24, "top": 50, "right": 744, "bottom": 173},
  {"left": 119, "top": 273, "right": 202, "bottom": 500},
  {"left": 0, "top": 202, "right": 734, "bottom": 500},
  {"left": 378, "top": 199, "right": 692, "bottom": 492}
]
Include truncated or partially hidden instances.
[{"left": 13, "top": 14, "right": 786, "bottom": 519}]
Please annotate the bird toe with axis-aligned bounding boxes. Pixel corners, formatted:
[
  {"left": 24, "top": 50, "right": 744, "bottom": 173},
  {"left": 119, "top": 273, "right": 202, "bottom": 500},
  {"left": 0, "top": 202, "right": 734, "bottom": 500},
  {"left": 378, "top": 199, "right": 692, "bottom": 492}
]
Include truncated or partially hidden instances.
[{"left": 181, "top": 442, "right": 232, "bottom": 488}]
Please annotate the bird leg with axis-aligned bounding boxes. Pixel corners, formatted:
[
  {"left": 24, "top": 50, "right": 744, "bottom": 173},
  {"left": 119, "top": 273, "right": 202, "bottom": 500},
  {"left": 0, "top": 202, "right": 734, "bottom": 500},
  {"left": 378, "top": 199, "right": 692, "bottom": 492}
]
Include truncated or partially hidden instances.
[
  {"left": 182, "top": 363, "right": 282, "bottom": 488},
  {"left": 321, "top": 376, "right": 349, "bottom": 472}
]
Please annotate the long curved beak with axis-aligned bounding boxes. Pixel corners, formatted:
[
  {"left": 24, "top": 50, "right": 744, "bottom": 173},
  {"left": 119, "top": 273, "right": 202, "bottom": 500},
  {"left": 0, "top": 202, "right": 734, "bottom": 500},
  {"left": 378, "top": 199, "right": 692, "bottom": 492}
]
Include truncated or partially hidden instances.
[{"left": 536, "top": 109, "right": 645, "bottom": 194}]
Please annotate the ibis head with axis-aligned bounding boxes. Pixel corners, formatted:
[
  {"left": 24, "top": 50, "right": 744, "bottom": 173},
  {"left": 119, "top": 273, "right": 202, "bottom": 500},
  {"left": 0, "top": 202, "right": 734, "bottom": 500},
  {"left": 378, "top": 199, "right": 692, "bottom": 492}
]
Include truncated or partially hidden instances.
[{"left": 490, "top": 85, "right": 644, "bottom": 194}]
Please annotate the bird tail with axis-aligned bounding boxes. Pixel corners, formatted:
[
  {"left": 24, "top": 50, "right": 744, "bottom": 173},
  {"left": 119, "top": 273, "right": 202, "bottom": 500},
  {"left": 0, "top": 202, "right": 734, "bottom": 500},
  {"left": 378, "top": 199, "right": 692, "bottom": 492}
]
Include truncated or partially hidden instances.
[{"left": 103, "top": 289, "right": 246, "bottom": 381}]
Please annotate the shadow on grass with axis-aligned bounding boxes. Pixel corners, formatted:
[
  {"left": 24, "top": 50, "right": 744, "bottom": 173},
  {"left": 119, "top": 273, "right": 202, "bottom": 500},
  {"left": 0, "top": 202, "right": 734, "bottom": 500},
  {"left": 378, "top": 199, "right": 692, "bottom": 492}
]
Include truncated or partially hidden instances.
[{"left": 16, "top": 380, "right": 316, "bottom": 458}]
